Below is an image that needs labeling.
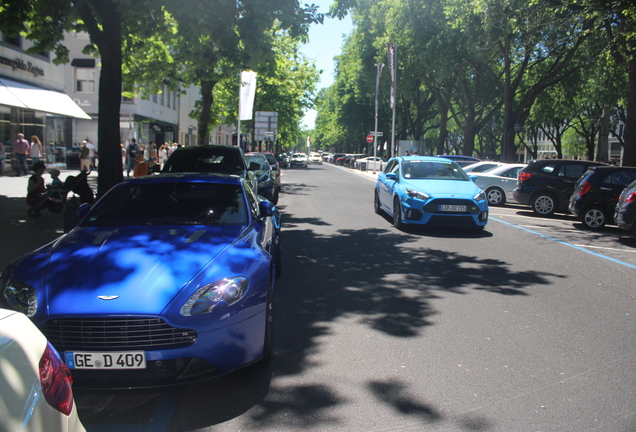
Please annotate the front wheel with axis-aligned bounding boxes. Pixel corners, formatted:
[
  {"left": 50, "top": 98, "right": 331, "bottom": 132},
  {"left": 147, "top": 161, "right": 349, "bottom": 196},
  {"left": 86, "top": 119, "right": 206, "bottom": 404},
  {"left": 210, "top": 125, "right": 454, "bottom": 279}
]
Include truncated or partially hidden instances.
[
  {"left": 392, "top": 197, "right": 404, "bottom": 229},
  {"left": 531, "top": 193, "right": 557, "bottom": 217},
  {"left": 581, "top": 207, "right": 607, "bottom": 229},
  {"left": 374, "top": 190, "right": 383, "bottom": 215}
]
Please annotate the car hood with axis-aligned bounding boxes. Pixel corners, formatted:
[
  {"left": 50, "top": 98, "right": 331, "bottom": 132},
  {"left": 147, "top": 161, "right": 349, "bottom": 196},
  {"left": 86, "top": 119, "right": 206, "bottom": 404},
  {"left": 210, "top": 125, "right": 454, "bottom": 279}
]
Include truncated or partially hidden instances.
[
  {"left": 40, "top": 225, "right": 243, "bottom": 316},
  {"left": 402, "top": 179, "right": 480, "bottom": 198}
]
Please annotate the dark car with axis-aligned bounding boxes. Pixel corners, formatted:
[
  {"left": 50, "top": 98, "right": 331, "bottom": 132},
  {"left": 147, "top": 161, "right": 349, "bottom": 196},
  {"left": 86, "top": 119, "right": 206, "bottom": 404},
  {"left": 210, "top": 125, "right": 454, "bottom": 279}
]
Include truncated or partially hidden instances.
[
  {"left": 162, "top": 145, "right": 258, "bottom": 191},
  {"left": 513, "top": 159, "right": 606, "bottom": 216},
  {"left": 434, "top": 155, "right": 481, "bottom": 167},
  {"left": 246, "top": 153, "right": 279, "bottom": 204},
  {"left": 275, "top": 153, "right": 289, "bottom": 168},
  {"left": 568, "top": 166, "right": 636, "bottom": 229},
  {"left": 260, "top": 152, "right": 282, "bottom": 189},
  {"left": 614, "top": 179, "right": 636, "bottom": 238}
]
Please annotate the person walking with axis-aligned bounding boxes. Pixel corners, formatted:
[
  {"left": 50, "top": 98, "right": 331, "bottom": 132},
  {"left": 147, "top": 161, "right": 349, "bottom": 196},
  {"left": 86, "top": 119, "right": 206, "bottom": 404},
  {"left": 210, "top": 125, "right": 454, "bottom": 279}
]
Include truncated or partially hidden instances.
[
  {"left": 13, "top": 133, "right": 30, "bottom": 176},
  {"left": 126, "top": 138, "right": 141, "bottom": 177},
  {"left": 30, "top": 136, "right": 43, "bottom": 164},
  {"left": 85, "top": 138, "right": 96, "bottom": 169},
  {"left": 79, "top": 140, "right": 91, "bottom": 172}
]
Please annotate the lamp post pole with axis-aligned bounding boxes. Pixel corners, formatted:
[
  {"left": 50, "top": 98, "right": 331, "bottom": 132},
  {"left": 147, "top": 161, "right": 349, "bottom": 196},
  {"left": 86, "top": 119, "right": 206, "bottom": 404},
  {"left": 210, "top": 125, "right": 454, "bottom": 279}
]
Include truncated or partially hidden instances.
[{"left": 373, "top": 62, "right": 385, "bottom": 173}]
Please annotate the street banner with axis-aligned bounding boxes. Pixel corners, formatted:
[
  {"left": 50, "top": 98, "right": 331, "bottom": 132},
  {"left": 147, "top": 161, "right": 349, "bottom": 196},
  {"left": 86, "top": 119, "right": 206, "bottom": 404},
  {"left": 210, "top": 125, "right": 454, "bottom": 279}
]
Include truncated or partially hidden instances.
[
  {"left": 239, "top": 71, "right": 257, "bottom": 121},
  {"left": 387, "top": 43, "right": 396, "bottom": 110},
  {"left": 375, "top": 63, "right": 384, "bottom": 119}
]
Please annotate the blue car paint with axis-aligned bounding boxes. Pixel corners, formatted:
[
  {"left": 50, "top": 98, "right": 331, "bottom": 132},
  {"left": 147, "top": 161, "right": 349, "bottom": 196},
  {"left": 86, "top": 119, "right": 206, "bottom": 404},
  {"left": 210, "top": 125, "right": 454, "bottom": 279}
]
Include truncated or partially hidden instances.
[
  {"left": 376, "top": 156, "right": 488, "bottom": 228},
  {"left": 1, "top": 173, "right": 280, "bottom": 386}
]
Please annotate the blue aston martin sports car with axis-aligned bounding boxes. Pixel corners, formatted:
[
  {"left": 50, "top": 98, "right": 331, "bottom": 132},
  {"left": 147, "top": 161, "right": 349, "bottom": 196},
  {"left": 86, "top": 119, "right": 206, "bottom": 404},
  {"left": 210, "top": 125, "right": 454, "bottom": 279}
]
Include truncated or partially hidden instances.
[
  {"left": 374, "top": 156, "right": 488, "bottom": 230},
  {"left": 0, "top": 173, "right": 281, "bottom": 388}
]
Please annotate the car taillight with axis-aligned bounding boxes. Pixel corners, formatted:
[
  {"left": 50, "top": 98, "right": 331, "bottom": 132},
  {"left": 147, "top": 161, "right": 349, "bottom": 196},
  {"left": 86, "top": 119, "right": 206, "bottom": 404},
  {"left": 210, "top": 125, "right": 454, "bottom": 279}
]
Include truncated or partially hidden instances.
[
  {"left": 625, "top": 192, "right": 636, "bottom": 203},
  {"left": 518, "top": 172, "right": 532, "bottom": 182},
  {"left": 578, "top": 180, "right": 592, "bottom": 196},
  {"left": 39, "top": 342, "right": 74, "bottom": 416}
]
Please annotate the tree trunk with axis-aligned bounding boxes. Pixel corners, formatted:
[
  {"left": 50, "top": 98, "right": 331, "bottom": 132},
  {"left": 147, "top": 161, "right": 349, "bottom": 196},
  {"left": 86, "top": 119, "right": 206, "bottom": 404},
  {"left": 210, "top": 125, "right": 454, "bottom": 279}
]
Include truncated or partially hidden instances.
[
  {"left": 198, "top": 79, "right": 216, "bottom": 146},
  {"left": 622, "top": 52, "right": 636, "bottom": 166},
  {"left": 80, "top": 1, "right": 123, "bottom": 198}
]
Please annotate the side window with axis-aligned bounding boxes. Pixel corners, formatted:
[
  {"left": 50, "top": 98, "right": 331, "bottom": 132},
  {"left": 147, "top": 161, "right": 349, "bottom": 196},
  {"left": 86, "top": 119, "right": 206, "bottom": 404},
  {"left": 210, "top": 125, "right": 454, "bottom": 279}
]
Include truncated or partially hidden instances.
[
  {"left": 562, "top": 164, "right": 587, "bottom": 179},
  {"left": 384, "top": 160, "right": 397, "bottom": 174},
  {"left": 540, "top": 164, "right": 556, "bottom": 174},
  {"left": 611, "top": 171, "right": 636, "bottom": 187},
  {"left": 244, "top": 181, "right": 259, "bottom": 217}
]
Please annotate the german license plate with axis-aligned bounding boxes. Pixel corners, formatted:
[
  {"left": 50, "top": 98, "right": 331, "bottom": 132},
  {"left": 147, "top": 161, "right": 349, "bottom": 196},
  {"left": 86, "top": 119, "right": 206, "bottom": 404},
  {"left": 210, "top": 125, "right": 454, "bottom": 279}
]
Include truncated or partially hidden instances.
[
  {"left": 65, "top": 351, "right": 146, "bottom": 369},
  {"left": 439, "top": 204, "right": 466, "bottom": 212}
]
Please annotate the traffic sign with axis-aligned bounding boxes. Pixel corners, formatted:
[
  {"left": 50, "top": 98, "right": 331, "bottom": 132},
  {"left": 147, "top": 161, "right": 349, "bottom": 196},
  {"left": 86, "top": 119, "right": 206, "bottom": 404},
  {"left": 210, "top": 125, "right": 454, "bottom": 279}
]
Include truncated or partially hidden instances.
[
  {"left": 370, "top": 131, "right": 383, "bottom": 136},
  {"left": 366, "top": 135, "right": 373, "bottom": 143}
]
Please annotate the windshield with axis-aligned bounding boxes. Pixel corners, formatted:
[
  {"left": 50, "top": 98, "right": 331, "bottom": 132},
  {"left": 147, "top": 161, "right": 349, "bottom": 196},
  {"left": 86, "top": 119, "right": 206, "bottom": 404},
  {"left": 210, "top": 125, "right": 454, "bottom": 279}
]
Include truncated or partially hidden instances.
[
  {"left": 83, "top": 182, "right": 248, "bottom": 226},
  {"left": 401, "top": 160, "right": 469, "bottom": 181},
  {"left": 246, "top": 155, "right": 269, "bottom": 171}
]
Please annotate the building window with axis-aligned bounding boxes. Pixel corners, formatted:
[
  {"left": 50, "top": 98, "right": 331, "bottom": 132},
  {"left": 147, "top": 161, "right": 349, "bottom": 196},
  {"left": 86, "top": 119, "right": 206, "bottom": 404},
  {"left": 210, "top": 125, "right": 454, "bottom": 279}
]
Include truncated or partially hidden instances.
[
  {"left": 75, "top": 67, "right": 96, "bottom": 93},
  {"left": 1, "top": 33, "right": 22, "bottom": 48}
]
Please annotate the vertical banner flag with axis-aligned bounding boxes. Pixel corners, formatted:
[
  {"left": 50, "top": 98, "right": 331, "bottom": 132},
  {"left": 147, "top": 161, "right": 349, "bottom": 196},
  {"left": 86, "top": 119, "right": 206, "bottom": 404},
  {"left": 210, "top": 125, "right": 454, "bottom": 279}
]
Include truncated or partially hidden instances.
[
  {"left": 387, "top": 43, "right": 396, "bottom": 110},
  {"left": 239, "top": 71, "right": 257, "bottom": 121},
  {"left": 375, "top": 63, "right": 385, "bottom": 119}
]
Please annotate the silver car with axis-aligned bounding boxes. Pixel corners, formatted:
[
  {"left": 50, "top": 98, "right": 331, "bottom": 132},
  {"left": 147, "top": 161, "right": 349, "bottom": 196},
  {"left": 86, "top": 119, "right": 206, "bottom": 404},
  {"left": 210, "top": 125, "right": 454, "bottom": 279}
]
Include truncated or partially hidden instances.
[{"left": 472, "top": 163, "right": 527, "bottom": 206}]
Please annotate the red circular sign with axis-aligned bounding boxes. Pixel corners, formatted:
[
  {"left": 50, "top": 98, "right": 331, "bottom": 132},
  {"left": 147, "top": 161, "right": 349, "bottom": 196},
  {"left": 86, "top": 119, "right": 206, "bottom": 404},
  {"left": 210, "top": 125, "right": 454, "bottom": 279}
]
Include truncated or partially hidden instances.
[{"left": 366, "top": 134, "right": 373, "bottom": 143}]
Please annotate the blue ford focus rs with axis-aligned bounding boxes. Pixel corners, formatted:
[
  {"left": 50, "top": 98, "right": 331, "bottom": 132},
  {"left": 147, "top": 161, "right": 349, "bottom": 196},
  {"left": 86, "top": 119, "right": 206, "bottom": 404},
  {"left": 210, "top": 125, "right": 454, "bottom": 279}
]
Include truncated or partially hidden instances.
[
  {"left": 374, "top": 156, "right": 488, "bottom": 230},
  {"left": 0, "top": 173, "right": 281, "bottom": 388}
]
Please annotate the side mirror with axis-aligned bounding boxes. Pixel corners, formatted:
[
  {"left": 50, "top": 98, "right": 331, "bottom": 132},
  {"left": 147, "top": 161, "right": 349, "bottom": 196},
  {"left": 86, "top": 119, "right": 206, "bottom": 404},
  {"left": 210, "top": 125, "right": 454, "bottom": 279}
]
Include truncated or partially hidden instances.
[
  {"left": 77, "top": 203, "right": 91, "bottom": 219},
  {"left": 386, "top": 173, "right": 397, "bottom": 180},
  {"left": 259, "top": 200, "right": 276, "bottom": 217},
  {"left": 469, "top": 175, "right": 478, "bottom": 182}
]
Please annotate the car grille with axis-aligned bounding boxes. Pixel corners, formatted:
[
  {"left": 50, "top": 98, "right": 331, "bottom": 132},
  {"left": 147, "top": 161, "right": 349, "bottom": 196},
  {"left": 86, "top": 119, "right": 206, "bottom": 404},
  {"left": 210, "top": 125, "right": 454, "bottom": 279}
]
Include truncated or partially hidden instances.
[
  {"left": 424, "top": 199, "right": 480, "bottom": 214},
  {"left": 427, "top": 215, "right": 478, "bottom": 226},
  {"left": 41, "top": 317, "right": 198, "bottom": 351}
]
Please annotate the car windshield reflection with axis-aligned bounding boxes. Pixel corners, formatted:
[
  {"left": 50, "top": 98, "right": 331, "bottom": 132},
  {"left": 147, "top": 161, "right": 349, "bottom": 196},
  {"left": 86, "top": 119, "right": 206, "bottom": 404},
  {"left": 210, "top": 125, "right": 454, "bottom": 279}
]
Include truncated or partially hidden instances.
[
  {"left": 83, "top": 182, "right": 248, "bottom": 226},
  {"left": 402, "top": 161, "right": 469, "bottom": 181}
]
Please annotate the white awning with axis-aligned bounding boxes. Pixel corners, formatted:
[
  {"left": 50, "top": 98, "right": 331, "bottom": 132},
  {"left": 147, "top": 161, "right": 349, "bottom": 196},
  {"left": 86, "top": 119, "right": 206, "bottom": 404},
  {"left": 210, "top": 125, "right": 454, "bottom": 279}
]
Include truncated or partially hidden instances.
[{"left": 0, "top": 77, "right": 92, "bottom": 120}]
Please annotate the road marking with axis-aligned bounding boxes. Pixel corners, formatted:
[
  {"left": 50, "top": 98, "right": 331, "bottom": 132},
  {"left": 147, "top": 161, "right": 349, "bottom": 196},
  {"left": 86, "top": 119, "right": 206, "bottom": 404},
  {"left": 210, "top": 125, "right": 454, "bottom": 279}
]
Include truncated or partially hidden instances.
[{"left": 491, "top": 218, "right": 636, "bottom": 270}]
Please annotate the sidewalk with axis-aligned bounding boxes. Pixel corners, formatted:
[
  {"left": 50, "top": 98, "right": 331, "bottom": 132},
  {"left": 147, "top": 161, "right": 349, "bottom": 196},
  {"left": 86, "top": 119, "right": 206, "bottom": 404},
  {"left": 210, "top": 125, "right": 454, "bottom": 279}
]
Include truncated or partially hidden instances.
[{"left": 0, "top": 168, "right": 97, "bottom": 269}]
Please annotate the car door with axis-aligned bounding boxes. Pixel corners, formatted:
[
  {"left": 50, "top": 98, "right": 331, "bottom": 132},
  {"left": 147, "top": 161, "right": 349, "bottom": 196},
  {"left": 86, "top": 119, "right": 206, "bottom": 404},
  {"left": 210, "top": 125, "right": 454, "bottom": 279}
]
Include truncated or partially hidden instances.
[
  {"left": 499, "top": 166, "right": 524, "bottom": 198},
  {"left": 378, "top": 159, "right": 399, "bottom": 211}
]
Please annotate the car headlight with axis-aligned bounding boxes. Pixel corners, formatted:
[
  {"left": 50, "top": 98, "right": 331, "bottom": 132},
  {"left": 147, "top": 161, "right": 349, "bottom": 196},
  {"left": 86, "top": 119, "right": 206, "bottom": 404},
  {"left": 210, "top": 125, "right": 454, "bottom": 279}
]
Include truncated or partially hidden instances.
[
  {"left": 474, "top": 190, "right": 486, "bottom": 201},
  {"left": 405, "top": 188, "right": 430, "bottom": 201},
  {"left": 180, "top": 277, "right": 248, "bottom": 316},
  {"left": 1, "top": 273, "right": 38, "bottom": 317}
]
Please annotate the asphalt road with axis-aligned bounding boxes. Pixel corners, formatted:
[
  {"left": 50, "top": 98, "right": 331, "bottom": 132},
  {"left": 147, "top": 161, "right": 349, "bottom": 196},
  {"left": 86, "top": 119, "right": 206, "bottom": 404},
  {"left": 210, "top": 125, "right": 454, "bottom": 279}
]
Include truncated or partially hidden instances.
[{"left": 5, "top": 164, "right": 636, "bottom": 431}]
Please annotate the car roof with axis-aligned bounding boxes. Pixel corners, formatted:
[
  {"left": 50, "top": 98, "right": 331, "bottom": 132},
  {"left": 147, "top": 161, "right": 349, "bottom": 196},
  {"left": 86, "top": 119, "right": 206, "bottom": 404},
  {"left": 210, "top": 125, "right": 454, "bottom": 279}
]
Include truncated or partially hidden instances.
[{"left": 122, "top": 172, "right": 243, "bottom": 186}]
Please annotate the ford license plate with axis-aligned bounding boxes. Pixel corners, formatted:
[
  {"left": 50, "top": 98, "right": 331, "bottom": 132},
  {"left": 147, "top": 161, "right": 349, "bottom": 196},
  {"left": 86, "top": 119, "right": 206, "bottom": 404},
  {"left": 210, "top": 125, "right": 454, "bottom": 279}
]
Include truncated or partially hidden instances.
[
  {"left": 65, "top": 351, "right": 146, "bottom": 369},
  {"left": 439, "top": 204, "right": 466, "bottom": 212}
]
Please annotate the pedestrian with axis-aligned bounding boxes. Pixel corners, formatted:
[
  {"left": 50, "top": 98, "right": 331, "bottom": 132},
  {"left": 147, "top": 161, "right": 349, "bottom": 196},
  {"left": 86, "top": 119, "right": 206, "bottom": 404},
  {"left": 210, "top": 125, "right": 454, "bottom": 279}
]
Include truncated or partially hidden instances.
[
  {"left": 0, "top": 143, "right": 6, "bottom": 176},
  {"left": 13, "top": 133, "right": 30, "bottom": 176},
  {"left": 47, "top": 142, "right": 56, "bottom": 163},
  {"left": 159, "top": 144, "right": 168, "bottom": 168},
  {"left": 30, "top": 136, "right": 43, "bottom": 164},
  {"left": 126, "top": 138, "right": 141, "bottom": 177},
  {"left": 49, "top": 168, "right": 63, "bottom": 187},
  {"left": 26, "top": 161, "right": 48, "bottom": 208},
  {"left": 405, "top": 150, "right": 410, "bottom": 156},
  {"left": 79, "top": 140, "right": 91, "bottom": 172},
  {"left": 85, "top": 138, "right": 96, "bottom": 168}
]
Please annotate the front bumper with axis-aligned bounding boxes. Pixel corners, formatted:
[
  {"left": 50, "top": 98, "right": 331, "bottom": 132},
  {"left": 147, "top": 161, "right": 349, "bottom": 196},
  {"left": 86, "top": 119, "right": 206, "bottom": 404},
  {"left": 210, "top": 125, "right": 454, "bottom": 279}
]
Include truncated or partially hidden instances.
[{"left": 400, "top": 197, "right": 488, "bottom": 227}]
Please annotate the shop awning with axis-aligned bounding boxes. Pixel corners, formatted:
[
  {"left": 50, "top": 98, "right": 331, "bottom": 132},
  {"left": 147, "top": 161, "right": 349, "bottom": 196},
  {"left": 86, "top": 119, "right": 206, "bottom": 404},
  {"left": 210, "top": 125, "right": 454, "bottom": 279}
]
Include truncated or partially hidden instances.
[{"left": 0, "top": 77, "right": 92, "bottom": 120}]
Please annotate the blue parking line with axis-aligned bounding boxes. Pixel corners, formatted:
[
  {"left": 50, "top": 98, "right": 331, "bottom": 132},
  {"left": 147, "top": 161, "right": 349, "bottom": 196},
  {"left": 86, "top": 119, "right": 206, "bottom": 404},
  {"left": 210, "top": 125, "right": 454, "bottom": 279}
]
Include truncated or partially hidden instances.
[{"left": 491, "top": 218, "right": 636, "bottom": 270}]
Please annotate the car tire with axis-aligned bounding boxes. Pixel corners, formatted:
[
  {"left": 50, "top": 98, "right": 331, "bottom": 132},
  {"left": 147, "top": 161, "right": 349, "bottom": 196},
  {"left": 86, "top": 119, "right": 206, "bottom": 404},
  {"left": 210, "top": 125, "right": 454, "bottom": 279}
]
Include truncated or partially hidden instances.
[
  {"left": 531, "top": 192, "right": 557, "bottom": 216},
  {"left": 581, "top": 206, "right": 607, "bottom": 229},
  {"left": 374, "top": 190, "right": 383, "bottom": 215},
  {"left": 486, "top": 187, "right": 505, "bottom": 206},
  {"left": 392, "top": 196, "right": 404, "bottom": 229}
]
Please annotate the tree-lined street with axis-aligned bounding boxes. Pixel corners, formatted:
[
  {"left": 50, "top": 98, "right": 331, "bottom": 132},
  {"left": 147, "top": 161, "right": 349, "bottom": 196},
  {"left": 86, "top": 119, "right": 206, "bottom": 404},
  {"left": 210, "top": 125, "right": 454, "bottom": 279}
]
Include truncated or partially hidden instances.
[{"left": 60, "top": 164, "right": 636, "bottom": 431}]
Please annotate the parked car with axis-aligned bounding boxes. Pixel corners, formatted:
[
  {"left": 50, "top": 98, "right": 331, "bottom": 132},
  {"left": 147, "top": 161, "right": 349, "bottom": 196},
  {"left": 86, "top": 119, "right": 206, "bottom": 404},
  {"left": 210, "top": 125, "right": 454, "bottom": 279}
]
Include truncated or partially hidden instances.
[
  {"left": 434, "top": 155, "right": 481, "bottom": 167},
  {"left": 246, "top": 153, "right": 279, "bottom": 204},
  {"left": 568, "top": 166, "right": 636, "bottom": 229},
  {"left": 329, "top": 153, "right": 346, "bottom": 164},
  {"left": 374, "top": 156, "right": 488, "bottom": 231},
  {"left": 614, "top": 179, "right": 636, "bottom": 238},
  {"left": 162, "top": 145, "right": 258, "bottom": 191},
  {"left": 308, "top": 152, "right": 323, "bottom": 164},
  {"left": 0, "top": 173, "right": 281, "bottom": 389},
  {"left": 257, "top": 152, "right": 282, "bottom": 190},
  {"left": 355, "top": 156, "right": 387, "bottom": 171},
  {"left": 346, "top": 154, "right": 366, "bottom": 167},
  {"left": 513, "top": 159, "right": 606, "bottom": 216},
  {"left": 472, "top": 163, "right": 527, "bottom": 206},
  {"left": 275, "top": 153, "right": 289, "bottom": 168},
  {"left": 463, "top": 161, "right": 504, "bottom": 173},
  {"left": 0, "top": 308, "right": 86, "bottom": 432},
  {"left": 290, "top": 153, "right": 308, "bottom": 168}
]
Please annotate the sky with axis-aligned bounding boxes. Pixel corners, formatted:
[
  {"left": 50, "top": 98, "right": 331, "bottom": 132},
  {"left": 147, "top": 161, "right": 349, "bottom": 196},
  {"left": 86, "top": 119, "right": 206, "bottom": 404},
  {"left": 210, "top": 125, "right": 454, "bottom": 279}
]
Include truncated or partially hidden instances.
[{"left": 299, "top": 2, "right": 353, "bottom": 129}]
